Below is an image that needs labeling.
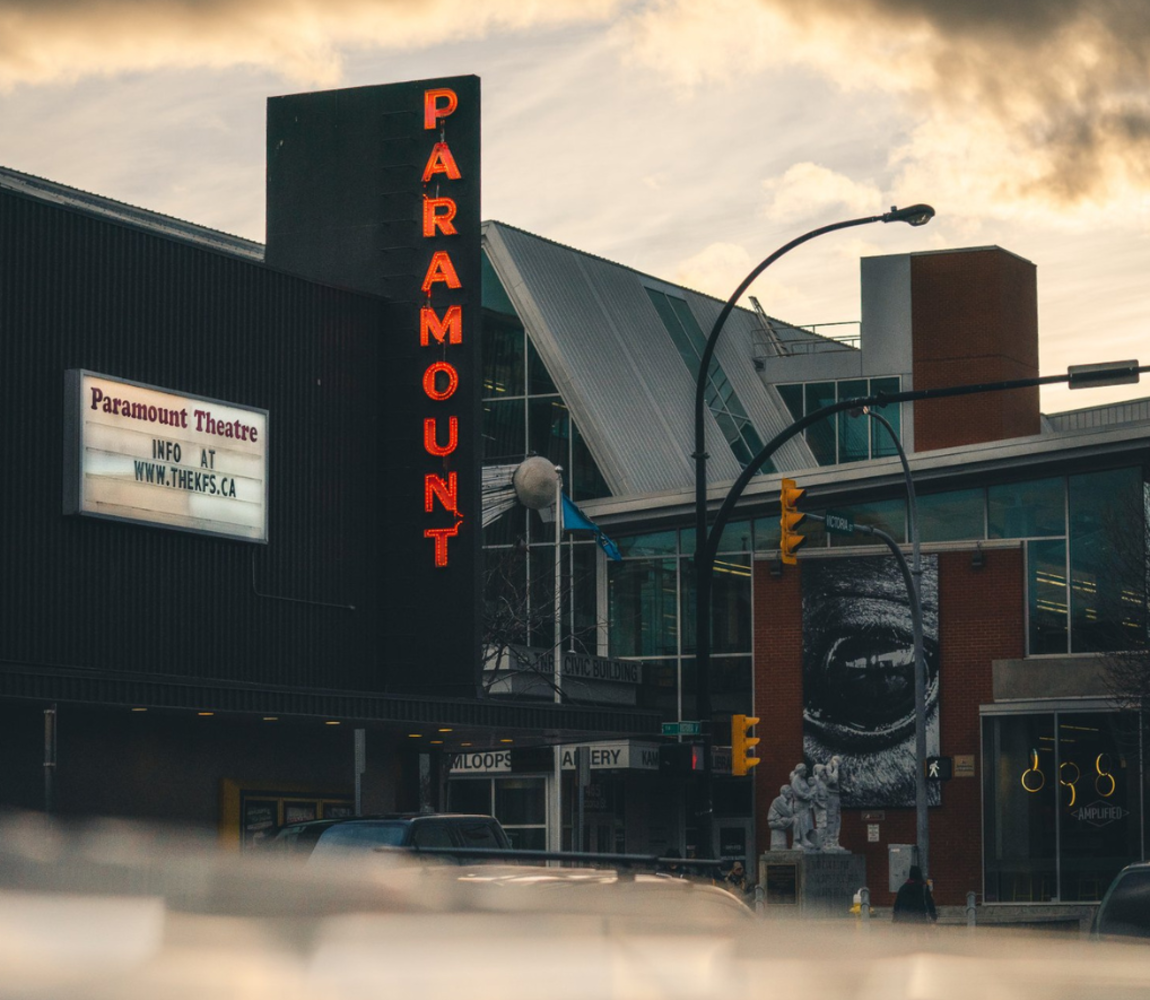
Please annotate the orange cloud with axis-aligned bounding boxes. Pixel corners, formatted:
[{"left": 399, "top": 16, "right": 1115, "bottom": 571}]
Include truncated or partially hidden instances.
[{"left": 620, "top": 0, "right": 1150, "bottom": 214}]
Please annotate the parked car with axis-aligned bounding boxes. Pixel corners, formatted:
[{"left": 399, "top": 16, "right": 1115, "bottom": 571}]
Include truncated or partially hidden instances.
[
  {"left": 1092, "top": 862, "right": 1150, "bottom": 939},
  {"left": 268, "top": 814, "right": 511, "bottom": 861}
]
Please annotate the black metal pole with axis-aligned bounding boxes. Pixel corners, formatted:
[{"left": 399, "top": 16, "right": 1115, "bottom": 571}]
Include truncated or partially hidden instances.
[
  {"left": 43, "top": 703, "right": 57, "bottom": 816},
  {"left": 864, "top": 408, "right": 928, "bottom": 878},
  {"left": 693, "top": 211, "right": 909, "bottom": 858}
]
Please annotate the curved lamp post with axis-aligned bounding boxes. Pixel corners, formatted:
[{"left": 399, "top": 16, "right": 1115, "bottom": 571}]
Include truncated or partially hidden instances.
[
  {"left": 858, "top": 405, "right": 928, "bottom": 878},
  {"left": 691, "top": 205, "right": 934, "bottom": 859}
]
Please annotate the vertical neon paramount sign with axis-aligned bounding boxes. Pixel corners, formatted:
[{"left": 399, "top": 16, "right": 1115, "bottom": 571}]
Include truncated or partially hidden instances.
[
  {"left": 264, "top": 75, "right": 482, "bottom": 694},
  {"left": 421, "top": 87, "right": 466, "bottom": 568}
]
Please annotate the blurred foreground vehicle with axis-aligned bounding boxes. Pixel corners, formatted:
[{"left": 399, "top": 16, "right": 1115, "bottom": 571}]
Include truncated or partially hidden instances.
[
  {"left": 268, "top": 813, "right": 510, "bottom": 859},
  {"left": 1093, "top": 862, "right": 1150, "bottom": 939},
  {"left": 3, "top": 812, "right": 1150, "bottom": 1000}
]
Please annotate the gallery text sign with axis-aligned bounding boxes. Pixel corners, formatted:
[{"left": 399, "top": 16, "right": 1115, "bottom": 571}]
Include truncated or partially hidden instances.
[
  {"left": 450, "top": 741, "right": 661, "bottom": 774},
  {"left": 64, "top": 370, "right": 268, "bottom": 542}
]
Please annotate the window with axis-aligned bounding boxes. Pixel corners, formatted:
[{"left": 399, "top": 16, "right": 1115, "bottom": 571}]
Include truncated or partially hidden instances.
[
  {"left": 645, "top": 287, "right": 769, "bottom": 470},
  {"left": 482, "top": 252, "right": 610, "bottom": 661},
  {"left": 608, "top": 521, "right": 755, "bottom": 725},
  {"left": 447, "top": 777, "right": 547, "bottom": 851},
  {"left": 776, "top": 376, "right": 903, "bottom": 465},
  {"left": 798, "top": 469, "right": 1144, "bottom": 656},
  {"left": 982, "top": 711, "right": 1141, "bottom": 903}
]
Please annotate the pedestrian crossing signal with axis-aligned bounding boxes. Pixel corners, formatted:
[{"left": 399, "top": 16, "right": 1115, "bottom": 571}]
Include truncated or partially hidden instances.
[{"left": 926, "top": 756, "right": 953, "bottom": 781}]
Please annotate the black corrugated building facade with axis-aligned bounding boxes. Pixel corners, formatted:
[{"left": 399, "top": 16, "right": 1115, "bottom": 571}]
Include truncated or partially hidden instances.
[{"left": 0, "top": 79, "right": 658, "bottom": 842}]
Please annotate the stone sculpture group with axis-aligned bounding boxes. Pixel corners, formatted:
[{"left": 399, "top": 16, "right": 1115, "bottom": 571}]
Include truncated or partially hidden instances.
[{"left": 767, "top": 757, "right": 847, "bottom": 852}]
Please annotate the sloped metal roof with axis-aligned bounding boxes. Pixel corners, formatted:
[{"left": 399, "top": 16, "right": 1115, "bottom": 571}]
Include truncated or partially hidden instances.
[
  {"left": 482, "top": 221, "right": 814, "bottom": 496},
  {"left": 0, "top": 165, "right": 264, "bottom": 261}
]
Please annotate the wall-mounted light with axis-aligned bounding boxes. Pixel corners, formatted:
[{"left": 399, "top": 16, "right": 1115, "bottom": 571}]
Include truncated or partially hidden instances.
[
  {"left": 971, "top": 543, "right": 985, "bottom": 570},
  {"left": 769, "top": 559, "right": 783, "bottom": 578}
]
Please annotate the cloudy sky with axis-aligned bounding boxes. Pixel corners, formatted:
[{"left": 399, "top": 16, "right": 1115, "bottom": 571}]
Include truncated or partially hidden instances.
[{"left": 3, "top": 0, "right": 1149, "bottom": 413}]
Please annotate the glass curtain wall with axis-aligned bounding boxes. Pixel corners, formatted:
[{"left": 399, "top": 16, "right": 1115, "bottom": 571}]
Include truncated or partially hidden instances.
[
  {"left": 777, "top": 377, "right": 902, "bottom": 465},
  {"left": 982, "top": 711, "right": 1143, "bottom": 902},
  {"left": 786, "top": 466, "right": 1146, "bottom": 656},
  {"left": 608, "top": 526, "right": 753, "bottom": 722},
  {"left": 481, "top": 254, "right": 611, "bottom": 662}
]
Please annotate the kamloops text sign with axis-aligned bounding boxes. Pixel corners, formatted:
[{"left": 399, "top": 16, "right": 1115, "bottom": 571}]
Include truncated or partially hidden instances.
[
  {"left": 450, "top": 741, "right": 662, "bottom": 774},
  {"left": 64, "top": 370, "right": 268, "bottom": 542}
]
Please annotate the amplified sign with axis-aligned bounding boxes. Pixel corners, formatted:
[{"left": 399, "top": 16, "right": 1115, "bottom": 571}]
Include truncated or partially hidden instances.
[{"left": 64, "top": 370, "right": 268, "bottom": 541}]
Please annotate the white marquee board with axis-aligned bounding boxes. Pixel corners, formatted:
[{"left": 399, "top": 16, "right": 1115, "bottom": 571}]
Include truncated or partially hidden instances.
[{"left": 64, "top": 370, "right": 269, "bottom": 542}]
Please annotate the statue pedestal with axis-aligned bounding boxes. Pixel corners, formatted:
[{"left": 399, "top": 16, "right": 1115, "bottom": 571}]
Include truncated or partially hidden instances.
[{"left": 758, "top": 850, "right": 866, "bottom": 919}]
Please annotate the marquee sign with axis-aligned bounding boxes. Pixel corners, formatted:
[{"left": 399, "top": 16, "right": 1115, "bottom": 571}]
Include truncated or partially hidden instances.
[{"left": 64, "top": 370, "right": 268, "bottom": 542}]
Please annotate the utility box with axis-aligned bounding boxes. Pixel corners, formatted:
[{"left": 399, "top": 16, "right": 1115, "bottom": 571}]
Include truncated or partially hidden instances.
[{"left": 888, "top": 844, "right": 916, "bottom": 892}]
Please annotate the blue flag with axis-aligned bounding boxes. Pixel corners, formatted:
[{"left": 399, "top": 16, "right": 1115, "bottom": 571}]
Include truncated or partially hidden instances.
[{"left": 561, "top": 493, "right": 622, "bottom": 561}]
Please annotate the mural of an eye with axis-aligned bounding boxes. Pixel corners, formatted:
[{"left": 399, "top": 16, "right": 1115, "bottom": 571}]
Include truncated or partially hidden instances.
[{"left": 802, "top": 555, "right": 941, "bottom": 809}]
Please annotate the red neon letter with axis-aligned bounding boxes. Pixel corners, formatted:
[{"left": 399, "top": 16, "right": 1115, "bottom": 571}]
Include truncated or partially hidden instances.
[
  {"left": 422, "top": 141, "right": 462, "bottom": 182},
  {"left": 421, "top": 251, "right": 462, "bottom": 292},
  {"left": 424, "top": 472, "right": 459, "bottom": 514},
  {"left": 425, "top": 523, "right": 460, "bottom": 567},
  {"left": 424, "top": 88, "right": 458, "bottom": 130},
  {"left": 422, "top": 197, "right": 458, "bottom": 237},
  {"left": 422, "top": 361, "right": 459, "bottom": 401},
  {"left": 424, "top": 416, "right": 459, "bottom": 456},
  {"left": 420, "top": 305, "right": 462, "bottom": 346}
]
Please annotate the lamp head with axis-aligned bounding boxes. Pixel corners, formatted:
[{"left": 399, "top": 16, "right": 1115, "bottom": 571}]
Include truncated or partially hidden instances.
[{"left": 882, "top": 203, "right": 935, "bottom": 227}]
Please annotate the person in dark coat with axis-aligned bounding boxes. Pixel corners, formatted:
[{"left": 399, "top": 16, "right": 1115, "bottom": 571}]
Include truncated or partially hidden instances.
[{"left": 892, "top": 865, "right": 938, "bottom": 924}]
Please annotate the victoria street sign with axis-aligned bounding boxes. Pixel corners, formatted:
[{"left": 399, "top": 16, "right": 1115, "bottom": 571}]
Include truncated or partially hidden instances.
[{"left": 825, "top": 510, "right": 855, "bottom": 536}]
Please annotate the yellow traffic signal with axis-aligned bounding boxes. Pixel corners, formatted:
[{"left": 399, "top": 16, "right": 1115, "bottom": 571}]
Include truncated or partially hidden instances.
[
  {"left": 779, "top": 478, "right": 806, "bottom": 565},
  {"left": 731, "top": 713, "right": 761, "bottom": 777}
]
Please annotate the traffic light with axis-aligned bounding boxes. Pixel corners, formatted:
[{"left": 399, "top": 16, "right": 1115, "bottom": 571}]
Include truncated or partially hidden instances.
[
  {"left": 731, "top": 714, "right": 761, "bottom": 777},
  {"left": 779, "top": 478, "right": 806, "bottom": 565}
]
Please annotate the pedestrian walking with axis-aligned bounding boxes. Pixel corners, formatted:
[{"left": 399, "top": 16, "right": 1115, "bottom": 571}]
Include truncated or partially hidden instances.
[{"left": 892, "top": 865, "right": 938, "bottom": 926}]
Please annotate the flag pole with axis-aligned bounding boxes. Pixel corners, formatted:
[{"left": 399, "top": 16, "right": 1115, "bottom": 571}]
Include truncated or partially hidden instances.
[{"left": 551, "top": 467, "right": 564, "bottom": 856}]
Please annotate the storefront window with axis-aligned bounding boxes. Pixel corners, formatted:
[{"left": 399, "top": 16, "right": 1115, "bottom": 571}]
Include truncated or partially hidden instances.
[
  {"left": 1057, "top": 714, "right": 1140, "bottom": 901},
  {"left": 983, "top": 711, "right": 1142, "bottom": 903},
  {"left": 983, "top": 714, "right": 1058, "bottom": 902},
  {"left": 448, "top": 777, "right": 547, "bottom": 851}
]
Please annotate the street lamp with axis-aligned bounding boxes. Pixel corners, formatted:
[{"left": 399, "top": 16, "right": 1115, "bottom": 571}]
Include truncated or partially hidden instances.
[
  {"left": 855, "top": 406, "right": 929, "bottom": 878},
  {"left": 692, "top": 205, "right": 935, "bottom": 859}
]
